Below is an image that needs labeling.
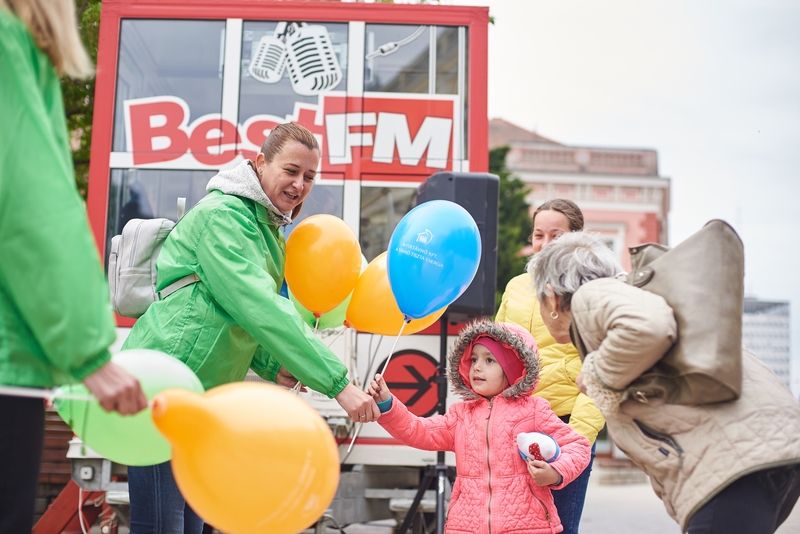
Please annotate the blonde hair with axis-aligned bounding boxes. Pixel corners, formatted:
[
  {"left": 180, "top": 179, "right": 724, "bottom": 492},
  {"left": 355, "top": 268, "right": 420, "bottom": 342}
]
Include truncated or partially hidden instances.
[{"left": 1, "top": 0, "right": 93, "bottom": 78}]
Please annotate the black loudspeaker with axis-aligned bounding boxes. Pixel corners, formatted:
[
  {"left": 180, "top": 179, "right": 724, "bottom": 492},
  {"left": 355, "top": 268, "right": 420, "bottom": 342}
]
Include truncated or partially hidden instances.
[{"left": 416, "top": 171, "right": 499, "bottom": 319}]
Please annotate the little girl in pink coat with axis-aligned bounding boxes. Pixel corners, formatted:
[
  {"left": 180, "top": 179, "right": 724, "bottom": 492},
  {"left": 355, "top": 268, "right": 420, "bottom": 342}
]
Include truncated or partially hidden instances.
[{"left": 368, "top": 320, "right": 591, "bottom": 534}]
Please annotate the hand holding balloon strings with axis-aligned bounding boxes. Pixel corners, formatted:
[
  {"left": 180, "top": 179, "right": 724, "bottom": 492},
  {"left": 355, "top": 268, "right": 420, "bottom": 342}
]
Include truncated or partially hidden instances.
[
  {"left": 346, "top": 319, "right": 408, "bottom": 453},
  {"left": 345, "top": 199, "right": 481, "bottom": 454}
]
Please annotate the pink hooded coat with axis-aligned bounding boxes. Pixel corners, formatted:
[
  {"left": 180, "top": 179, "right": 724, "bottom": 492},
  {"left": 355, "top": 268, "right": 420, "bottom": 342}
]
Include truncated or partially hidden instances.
[{"left": 378, "top": 321, "right": 591, "bottom": 534}]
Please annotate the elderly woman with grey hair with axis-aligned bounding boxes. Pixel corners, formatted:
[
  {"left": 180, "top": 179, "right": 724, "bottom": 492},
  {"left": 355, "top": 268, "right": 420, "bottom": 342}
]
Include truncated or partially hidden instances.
[{"left": 528, "top": 231, "right": 800, "bottom": 534}]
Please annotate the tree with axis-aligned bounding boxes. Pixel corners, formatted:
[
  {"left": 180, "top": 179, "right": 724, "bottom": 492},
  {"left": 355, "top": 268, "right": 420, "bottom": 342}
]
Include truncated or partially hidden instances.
[
  {"left": 491, "top": 146, "right": 532, "bottom": 310},
  {"left": 61, "top": 0, "right": 101, "bottom": 199}
]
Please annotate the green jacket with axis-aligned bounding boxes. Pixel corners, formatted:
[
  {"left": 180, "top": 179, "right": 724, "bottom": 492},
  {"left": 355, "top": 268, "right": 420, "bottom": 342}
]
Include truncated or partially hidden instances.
[
  {"left": 123, "top": 162, "right": 350, "bottom": 397},
  {"left": 0, "top": 11, "right": 115, "bottom": 387}
]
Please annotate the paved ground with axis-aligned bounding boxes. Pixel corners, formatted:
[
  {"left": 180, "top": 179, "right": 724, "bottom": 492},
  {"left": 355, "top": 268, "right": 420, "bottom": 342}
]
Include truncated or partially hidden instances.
[
  {"left": 308, "top": 477, "right": 800, "bottom": 533},
  {"left": 104, "top": 474, "right": 800, "bottom": 533}
]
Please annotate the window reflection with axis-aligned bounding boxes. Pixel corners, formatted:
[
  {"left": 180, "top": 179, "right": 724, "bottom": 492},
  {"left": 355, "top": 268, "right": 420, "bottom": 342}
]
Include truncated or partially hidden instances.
[
  {"left": 359, "top": 186, "right": 417, "bottom": 261},
  {"left": 435, "top": 26, "right": 459, "bottom": 95},
  {"left": 365, "top": 24, "right": 430, "bottom": 93},
  {"left": 106, "top": 169, "right": 215, "bottom": 264},
  {"left": 112, "top": 20, "right": 225, "bottom": 152},
  {"left": 239, "top": 21, "right": 348, "bottom": 123}
]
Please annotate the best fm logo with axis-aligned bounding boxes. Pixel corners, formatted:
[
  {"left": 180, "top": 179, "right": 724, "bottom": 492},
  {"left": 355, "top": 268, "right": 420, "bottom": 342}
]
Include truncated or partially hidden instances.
[{"left": 123, "top": 93, "right": 457, "bottom": 176}]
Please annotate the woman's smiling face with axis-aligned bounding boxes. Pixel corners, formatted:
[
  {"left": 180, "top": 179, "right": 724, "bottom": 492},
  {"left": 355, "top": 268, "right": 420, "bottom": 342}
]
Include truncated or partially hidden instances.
[{"left": 256, "top": 140, "right": 320, "bottom": 213}]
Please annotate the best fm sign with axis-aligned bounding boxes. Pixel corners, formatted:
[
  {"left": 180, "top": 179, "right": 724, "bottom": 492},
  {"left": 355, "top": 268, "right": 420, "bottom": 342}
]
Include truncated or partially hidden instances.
[{"left": 123, "top": 93, "right": 458, "bottom": 176}]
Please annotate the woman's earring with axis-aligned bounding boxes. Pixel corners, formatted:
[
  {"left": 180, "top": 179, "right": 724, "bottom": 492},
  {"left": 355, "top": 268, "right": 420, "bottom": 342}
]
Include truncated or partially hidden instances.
[{"left": 550, "top": 311, "right": 559, "bottom": 320}]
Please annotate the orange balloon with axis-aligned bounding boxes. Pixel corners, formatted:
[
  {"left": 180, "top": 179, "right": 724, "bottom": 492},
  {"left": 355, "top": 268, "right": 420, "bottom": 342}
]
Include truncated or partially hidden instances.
[
  {"left": 151, "top": 383, "right": 339, "bottom": 534},
  {"left": 345, "top": 252, "right": 446, "bottom": 335},
  {"left": 285, "top": 215, "right": 361, "bottom": 315}
]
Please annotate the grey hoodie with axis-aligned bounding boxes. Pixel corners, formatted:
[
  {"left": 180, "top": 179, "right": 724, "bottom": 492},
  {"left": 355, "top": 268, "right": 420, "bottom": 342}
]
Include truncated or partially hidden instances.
[{"left": 206, "top": 160, "right": 293, "bottom": 227}]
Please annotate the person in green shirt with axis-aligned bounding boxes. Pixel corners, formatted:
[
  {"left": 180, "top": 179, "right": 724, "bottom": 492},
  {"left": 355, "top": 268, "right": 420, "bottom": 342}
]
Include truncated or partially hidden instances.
[
  {"left": 124, "top": 122, "right": 380, "bottom": 532},
  {"left": 0, "top": 1, "right": 147, "bottom": 532}
]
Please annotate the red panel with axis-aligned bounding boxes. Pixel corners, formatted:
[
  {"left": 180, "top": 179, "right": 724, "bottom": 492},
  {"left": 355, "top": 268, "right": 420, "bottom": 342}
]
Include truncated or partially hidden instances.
[{"left": 86, "top": 3, "right": 123, "bottom": 255}]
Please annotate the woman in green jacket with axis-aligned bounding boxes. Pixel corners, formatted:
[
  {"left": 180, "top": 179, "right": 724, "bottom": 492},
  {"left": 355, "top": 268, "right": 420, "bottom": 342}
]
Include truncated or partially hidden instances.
[
  {"left": 0, "top": 1, "right": 147, "bottom": 532},
  {"left": 125, "top": 122, "right": 379, "bottom": 533}
]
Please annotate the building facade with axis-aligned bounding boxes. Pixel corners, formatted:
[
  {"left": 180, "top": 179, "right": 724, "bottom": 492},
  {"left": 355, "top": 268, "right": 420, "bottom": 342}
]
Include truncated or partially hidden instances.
[
  {"left": 743, "top": 298, "right": 792, "bottom": 390},
  {"left": 490, "top": 118, "right": 670, "bottom": 269}
]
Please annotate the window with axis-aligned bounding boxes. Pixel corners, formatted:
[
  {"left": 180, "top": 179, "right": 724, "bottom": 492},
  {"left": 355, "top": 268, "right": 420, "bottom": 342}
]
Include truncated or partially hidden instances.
[
  {"left": 365, "top": 25, "right": 430, "bottom": 93},
  {"left": 239, "top": 21, "right": 348, "bottom": 123},
  {"left": 359, "top": 186, "right": 417, "bottom": 260},
  {"left": 106, "top": 169, "right": 215, "bottom": 263},
  {"left": 112, "top": 20, "right": 226, "bottom": 152}
]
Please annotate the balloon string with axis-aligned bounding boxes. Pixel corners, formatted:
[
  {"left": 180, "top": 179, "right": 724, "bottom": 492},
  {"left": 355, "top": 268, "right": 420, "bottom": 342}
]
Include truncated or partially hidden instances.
[
  {"left": 346, "top": 320, "right": 409, "bottom": 454},
  {"left": 291, "top": 316, "right": 322, "bottom": 395}
]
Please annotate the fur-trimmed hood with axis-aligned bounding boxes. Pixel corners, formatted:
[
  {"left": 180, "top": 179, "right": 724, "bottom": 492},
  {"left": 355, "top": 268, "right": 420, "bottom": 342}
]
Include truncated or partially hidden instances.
[{"left": 447, "top": 320, "right": 540, "bottom": 400}]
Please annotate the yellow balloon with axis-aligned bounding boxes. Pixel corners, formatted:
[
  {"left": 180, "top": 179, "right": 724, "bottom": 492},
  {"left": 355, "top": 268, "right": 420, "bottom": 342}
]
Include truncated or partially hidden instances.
[
  {"left": 345, "top": 252, "right": 446, "bottom": 335},
  {"left": 285, "top": 215, "right": 362, "bottom": 316},
  {"left": 151, "top": 383, "right": 339, "bottom": 534}
]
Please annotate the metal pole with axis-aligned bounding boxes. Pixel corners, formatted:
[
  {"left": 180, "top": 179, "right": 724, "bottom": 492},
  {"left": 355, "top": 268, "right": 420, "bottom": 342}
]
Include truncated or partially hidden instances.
[{"left": 435, "top": 313, "right": 449, "bottom": 534}]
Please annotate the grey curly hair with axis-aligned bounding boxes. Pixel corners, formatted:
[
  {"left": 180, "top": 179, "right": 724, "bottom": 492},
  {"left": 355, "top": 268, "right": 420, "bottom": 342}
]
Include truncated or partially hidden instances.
[{"left": 528, "top": 232, "right": 622, "bottom": 311}]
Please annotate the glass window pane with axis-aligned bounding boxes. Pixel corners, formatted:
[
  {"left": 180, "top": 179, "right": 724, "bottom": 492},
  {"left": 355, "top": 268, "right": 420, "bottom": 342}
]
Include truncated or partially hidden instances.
[
  {"left": 106, "top": 169, "right": 215, "bottom": 264},
  {"left": 359, "top": 186, "right": 417, "bottom": 261},
  {"left": 284, "top": 184, "right": 344, "bottom": 237},
  {"left": 112, "top": 20, "right": 225, "bottom": 152},
  {"left": 435, "top": 26, "right": 459, "bottom": 95},
  {"left": 365, "top": 25, "right": 430, "bottom": 93},
  {"left": 240, "top": 21, "right": 348, "bottom": 124}
]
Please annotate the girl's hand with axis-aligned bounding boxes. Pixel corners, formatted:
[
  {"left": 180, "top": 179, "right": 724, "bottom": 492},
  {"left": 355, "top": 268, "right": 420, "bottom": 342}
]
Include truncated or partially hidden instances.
[
  {"left": 367, "top": 373, "right": 391, "bottom": 403},
  {"left": 527, "top": 459, "right": 563, "bottom": 487}
]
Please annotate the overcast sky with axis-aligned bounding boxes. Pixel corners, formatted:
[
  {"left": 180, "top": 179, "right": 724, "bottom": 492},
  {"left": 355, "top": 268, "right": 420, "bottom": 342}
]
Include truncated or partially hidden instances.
[{"left": 442, "top": 0, "right": 800, "bottom": 394}]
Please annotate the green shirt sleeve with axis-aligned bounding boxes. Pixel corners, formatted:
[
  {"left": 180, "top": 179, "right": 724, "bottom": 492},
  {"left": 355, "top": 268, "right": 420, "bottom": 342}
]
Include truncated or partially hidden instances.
[
  {"left": 0, "top": 16, "right": 114, "bottom": 382},
  {"left": 194, "top": 206, "right": 349, "bottom": 398},
  {"left": 250, "top": 345, "right": 281, "bottom": 383}
]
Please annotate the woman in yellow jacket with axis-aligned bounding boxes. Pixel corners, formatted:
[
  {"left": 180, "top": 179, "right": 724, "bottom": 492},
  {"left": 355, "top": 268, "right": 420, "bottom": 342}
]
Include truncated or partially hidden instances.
[{"left": 496, "top": 199, "right": 603, "bottom": 534}]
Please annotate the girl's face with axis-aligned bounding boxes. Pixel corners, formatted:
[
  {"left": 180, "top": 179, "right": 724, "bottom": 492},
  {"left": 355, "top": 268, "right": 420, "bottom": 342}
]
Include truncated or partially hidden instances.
[
  {"left": 531, "top": 210, "right": 571, "bottom": 253},
  {"left": 469, "top": 343, "right": 509, "bottom": 398},
  {"left": 256, "top": 140, "right": 320, "bottom": 213}
]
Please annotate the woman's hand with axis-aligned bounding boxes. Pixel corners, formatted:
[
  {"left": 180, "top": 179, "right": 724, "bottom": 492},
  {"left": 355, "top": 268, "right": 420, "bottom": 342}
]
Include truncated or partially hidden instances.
[
  {"left": 335, "top": 383, "right": 380, "bottom": 423},
  {"left": 527, "top": 459, "right": 563, "bottom": 487},
  {"left": 83, "top": 362, "right": 148, "bottom": 415},
  {"left": 367, "top": 373, "right": 391, "bottom": 403},
  {"left": 576, "top": 372, "right": 586, "bottom": 394},
  {"left": 275, "top": 367, "right": 306, "bottom": 391}
]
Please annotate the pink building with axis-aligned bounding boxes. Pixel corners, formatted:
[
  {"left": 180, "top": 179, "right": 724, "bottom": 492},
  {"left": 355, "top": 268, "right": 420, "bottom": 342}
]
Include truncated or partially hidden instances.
[{"left": 490, "top": 118, "right": 670, "bottom": 270}]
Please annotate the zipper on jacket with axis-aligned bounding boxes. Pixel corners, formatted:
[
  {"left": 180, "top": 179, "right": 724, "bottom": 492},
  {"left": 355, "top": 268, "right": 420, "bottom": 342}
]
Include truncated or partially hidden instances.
[
  {"left": 486, "top": 398, "right": 494, "bottom": 534},
  {"left": 633, "top": 419, "right": 684, "bottom": 461}
]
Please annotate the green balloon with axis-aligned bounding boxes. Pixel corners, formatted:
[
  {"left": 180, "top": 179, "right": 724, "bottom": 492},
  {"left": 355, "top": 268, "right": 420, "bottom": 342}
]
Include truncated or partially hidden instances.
[
  {"left": 54, "top": 349, "right": 203, "bottom": 466},
  {"left": 289, "top": 288, "right": 351, "bottom": 330}
]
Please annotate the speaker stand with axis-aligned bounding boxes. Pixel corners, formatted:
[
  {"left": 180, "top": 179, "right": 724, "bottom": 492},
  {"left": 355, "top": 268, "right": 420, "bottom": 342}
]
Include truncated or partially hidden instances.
[{"left": 396, "top": 314, "right": 456, "bottom": 534}]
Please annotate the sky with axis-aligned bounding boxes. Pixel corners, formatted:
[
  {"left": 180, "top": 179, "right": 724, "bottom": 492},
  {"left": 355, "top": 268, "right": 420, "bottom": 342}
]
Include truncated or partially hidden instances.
[{"left": 442, "top": 0, "right": 800, "bottom": 394}]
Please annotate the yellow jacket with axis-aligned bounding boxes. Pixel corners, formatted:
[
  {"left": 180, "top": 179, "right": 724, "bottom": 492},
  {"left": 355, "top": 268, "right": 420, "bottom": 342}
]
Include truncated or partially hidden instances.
[{"left": 496, "top": 274, "right": 604, "bottom": 443}]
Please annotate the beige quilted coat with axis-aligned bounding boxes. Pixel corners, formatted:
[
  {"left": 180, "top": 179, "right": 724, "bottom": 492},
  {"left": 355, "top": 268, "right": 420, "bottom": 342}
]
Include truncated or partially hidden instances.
[{"left": 574, "top": 278, "right": 800, "bottom": 531}]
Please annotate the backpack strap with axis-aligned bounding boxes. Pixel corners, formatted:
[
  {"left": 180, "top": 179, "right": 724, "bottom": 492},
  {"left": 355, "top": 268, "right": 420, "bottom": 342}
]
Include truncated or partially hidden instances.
[
  {"left": 156, "top": 196, "right": 200, "bottom": 300},
  {"left": 177, "top": 197, "right": 187, "bottom": 220},
  {"left": 158, "top": 274, "right": 200, "bottom": 301}
]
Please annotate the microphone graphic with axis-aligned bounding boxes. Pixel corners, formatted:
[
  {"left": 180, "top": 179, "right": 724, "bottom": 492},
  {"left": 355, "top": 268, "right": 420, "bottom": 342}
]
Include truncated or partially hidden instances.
[
  {"left": 284, "top": 23, "right": 342, "bottom": 96},
  {"left": 249, "top": 23, "right": 288, "bottom": 84}
]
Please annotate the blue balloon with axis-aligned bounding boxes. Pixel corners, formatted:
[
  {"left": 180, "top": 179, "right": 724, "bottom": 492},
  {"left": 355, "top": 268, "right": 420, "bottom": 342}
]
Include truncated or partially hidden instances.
[{"left": 387, "top": 200, "right": 482, "bottom": 319}]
